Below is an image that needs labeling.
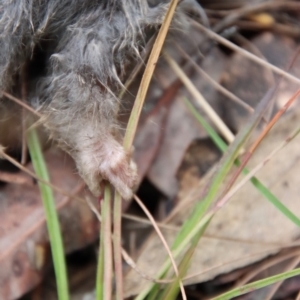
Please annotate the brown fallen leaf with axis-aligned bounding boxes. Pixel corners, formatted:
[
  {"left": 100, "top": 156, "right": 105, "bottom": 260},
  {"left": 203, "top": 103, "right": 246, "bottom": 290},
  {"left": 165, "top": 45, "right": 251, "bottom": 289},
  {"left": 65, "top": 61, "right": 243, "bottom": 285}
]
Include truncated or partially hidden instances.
[
  {"left": 124, "top": 105, "right": 300, "bottom": 297},
  {"left": 147, "top": 47, "right": 226, "bottom": 198},
  {"left": 220, "top": 32, "right": 299, "bottom": 132},
  {"left": 0, "top": 148, "right": 99, "bottom": 300}
]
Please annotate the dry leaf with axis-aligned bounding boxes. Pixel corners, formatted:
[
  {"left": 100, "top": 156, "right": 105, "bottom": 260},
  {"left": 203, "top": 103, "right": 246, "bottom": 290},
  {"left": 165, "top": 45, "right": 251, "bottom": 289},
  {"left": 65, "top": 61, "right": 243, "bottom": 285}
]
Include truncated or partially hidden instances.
[
  {"left": 125, "top": 106, "right": 300, "bottom": 297},
  {"left": 0, "top": 149, "right": 99, "bottom": 300}
]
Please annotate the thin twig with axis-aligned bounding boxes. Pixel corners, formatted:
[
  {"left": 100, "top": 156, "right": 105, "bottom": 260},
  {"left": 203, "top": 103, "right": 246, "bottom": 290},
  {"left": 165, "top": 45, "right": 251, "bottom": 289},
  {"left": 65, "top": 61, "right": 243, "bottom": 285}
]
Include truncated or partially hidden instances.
[
  {"left": 123, "top": 0, "right": 179, "bottom": 150},
  {"left": 215, "top": 88, "right": 300, "bottom": 205},
  {"left": 114, "top": 1, "right": 180, "bottom": 298},
  {"left": 185, "top": 248, "right": 300, "bottom": 283},
  {"left": 259, "top": 255, "right": 300, "bottom": 300},
  {"left": 236, "top": 250, "right": 300, "bottom": 288},
  {"left": 216, "top": 123, "right": 300, "bottom": 210},
  {"left": 230, "top": 20, "right": 300, "bottom": 37},
  {"left": 21, "top": 71, "right": 28, "bottom": 165},
  {"left": 121, "top": 248, "right": 173, "bottom": 284},
  {"left": 211, "top": 1, "right": 300, "bottom": 33},
  {"left": 134, "top": 195, "right": 187, "bottom": 300},
  {"left": 192, "top": 21, "right": 300, "bottom": 85},
  {"left": 85, "top": 196, "right": 102, "bottom": 222},
  {"left": 250, "top": 89, "right": 300, "bottom": 153},
  {"left": 1, "top": 90, "right": 42, "bottom": 117},
  {"left": 174, "top": 43, "right": 254, "bottom": 113},
  {"left": 89, "top": 195, "right": 175, "bottom": 284}
]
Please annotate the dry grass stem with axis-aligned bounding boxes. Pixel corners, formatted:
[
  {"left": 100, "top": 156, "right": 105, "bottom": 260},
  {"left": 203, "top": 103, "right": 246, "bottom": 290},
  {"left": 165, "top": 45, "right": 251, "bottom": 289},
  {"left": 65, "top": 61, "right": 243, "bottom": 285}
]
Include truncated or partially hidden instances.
[
  {"left": 123, "top": 0, "right": 179, "bottom": 150},
  {"left": 212, "top": 1, "right": 300, "bottom": 33},
  {"left": 264, "top": 255, "right": 300, "bottom": 300},
  {"left": 134, "top": 195, "right": 187, "bottom": 300},
  {"left": 102, "top": 185, "right": 113, "bottom": 300},
  {"left": 235, "top": 250, "right": 300, "bottom": 287},
  {"left": 193, "top": 21, "right": 300, "bottom": 85},
  {"left": 164, "top": 53, "right": 235, "bottom": 143},
  {"left": 1, "top": 90, "right": 42, "bottom": 117},
  {"left": 182, "top": 248, "right": 300, "bottom": 283},
  {"left": 121, "top": 248, "right": 173, "bottom": 284},
  {"left": 174, "top": 44, "right": 254, "bottom": 113}
]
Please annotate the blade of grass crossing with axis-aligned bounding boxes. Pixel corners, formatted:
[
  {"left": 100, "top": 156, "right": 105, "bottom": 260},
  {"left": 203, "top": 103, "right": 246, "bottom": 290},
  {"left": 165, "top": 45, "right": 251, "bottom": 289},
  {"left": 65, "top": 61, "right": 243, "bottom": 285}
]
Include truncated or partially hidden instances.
[
  {"left": 213, "top": 267, "right": 300, "bottom": 300},
  {"left": 183, "top": 98, "right": 227, "bottom": 152},
  {"left": 133, "top": 195, "right": 186, "bottom": 300},
  {"left": 184, "top": 97, "right": 300, "bottom": 227},
  {"left": 171, "top": 196, "right": 212, "bottom": 250},
  {"left": 124, "top": 1, "right": 180, "bottom": 298},
  {"left": 139, "top": 46, "right": 300, "bottom": 300},
  {"left": 248, "top": 176, "right": 300, "bottom": 227},
  {"left": 27, "top": 127, "right": 69, "bottom": 300},
  {"left": 158, "top": 220, "right": 211, "bottom": 300},
  {"left": 123, "top": 0, "right": 179, "bottom": 150},
  {"left": 114, "top": 0, "right": 179, "bottom": 300},
  {"left": 137, "top": 95, "right": 256, "bottom": 298},
  {"left": 96, "top": 215, "right": 105, "bottom": 300},
  {"left": 135, "top": 212, "right": 213, "bottom": 300},
  {"left": 138, "top": 90, "right": 290, "bottom": 298},
  {"left": 144, "top": 214, "right": 209, "bottom": 300}
]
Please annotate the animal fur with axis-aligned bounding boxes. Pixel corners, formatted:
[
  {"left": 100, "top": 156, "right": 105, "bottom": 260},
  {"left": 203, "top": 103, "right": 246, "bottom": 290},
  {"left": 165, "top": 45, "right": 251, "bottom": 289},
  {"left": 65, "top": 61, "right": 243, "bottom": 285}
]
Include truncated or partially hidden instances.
[{"left": 0, "top": 0, "right": 180, "bottom": 199}]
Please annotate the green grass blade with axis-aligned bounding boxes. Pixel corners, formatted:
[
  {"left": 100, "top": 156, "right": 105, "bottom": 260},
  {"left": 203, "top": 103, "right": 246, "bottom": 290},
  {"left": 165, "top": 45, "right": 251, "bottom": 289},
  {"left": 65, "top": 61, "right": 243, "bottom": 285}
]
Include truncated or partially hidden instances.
[
  {"left": 158, "top": 219, "right": 211, "bottom": 300},
  {"left": 184, "top": 97, "right": 227, "bottom": 152},
  {"left": 184, "top": 97, "right": 300, "bottom": 227},
  {"left": 248, "top": 175, "right": 300, "bottom": 226},
  {"left": 27, "top": 128, "right": 69, "bottom": 300},
  {"left": 135, "top": 213, "right": 213, "bottom": 300},
  {"left": 145, "top": 204, "right": 211, "bottom": 300},
  {"left": 137, "top": 96, "right": 260, "bottom": 298},
  {"left": 96, "top": 206, "right": 105, "bottom": 300},
  {"left": 137, "top": 92, "right": 279, "bottom": 299},
  {"left": 171, "top": 196, "right": 211, "bottom": 250},
  {"left": 213, "top": 267, "right": 300, "bottom": 300}
]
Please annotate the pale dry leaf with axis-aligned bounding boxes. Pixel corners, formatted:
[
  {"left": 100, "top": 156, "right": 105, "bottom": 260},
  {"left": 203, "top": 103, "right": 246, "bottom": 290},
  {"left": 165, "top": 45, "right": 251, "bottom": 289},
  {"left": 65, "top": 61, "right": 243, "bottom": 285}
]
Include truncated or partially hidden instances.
[{"left": 124, "top": 106, "right": 300, "bottom": 297}]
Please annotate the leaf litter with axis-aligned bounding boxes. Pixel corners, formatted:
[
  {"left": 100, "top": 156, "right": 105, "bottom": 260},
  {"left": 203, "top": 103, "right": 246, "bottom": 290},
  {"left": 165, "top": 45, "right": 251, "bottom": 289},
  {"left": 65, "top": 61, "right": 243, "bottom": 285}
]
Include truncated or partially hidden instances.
[{"left": 2, "top": 1, "right": 300, "bottom": 299}]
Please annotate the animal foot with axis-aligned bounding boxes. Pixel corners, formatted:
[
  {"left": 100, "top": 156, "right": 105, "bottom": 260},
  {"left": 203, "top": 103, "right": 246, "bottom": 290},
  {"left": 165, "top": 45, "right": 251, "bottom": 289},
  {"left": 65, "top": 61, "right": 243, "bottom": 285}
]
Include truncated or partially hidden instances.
[{"left": 76, "top": 135, "right": 137, "bottom": 200}]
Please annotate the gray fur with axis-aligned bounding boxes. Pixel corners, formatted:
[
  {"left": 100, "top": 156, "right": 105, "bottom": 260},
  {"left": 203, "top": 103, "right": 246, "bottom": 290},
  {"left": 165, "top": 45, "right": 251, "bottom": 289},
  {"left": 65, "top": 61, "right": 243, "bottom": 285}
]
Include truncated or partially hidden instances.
[
  {"left": 0, "top": 0, "right": 166, "bottom": 143},
  {"left": 0, "top": 0, "right": 175, "bottom": 198}
]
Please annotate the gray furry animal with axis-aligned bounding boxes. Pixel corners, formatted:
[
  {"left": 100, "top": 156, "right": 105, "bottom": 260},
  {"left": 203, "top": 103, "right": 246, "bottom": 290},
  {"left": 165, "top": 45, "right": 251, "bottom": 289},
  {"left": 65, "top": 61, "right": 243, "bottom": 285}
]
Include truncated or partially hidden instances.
[{"left": 0, "top": 0, "right": 170, "bottom": 199}]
